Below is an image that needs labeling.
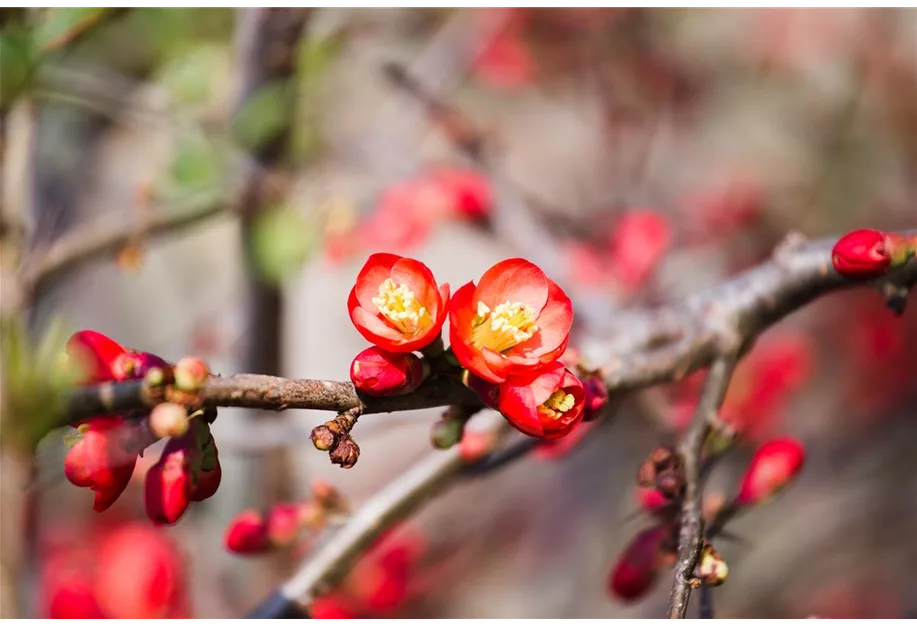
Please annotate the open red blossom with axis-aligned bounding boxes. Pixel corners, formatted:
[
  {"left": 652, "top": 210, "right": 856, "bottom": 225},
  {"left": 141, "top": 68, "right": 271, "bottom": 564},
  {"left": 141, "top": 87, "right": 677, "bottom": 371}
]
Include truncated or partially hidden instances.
[
  {"left": 449, "top": 258, "right": 573, "bottom": 383},
  {"left": 144, "top": 432, "right": 200, "bottom": 526},
  {"left": 225, "top": 510, "right": 270, "bottom": 555},
  {"left": 735, "top": 437, "right": 806, "bottom": 506},
  {"left": 350, "top": 347, "right": 426, "bottom": 397},
  {"left": 496, "top": 362, "right": 585, "bottom": 439},
  {"left": 348, "top": 253, "right": 450, "bottom": 353},
  {"left": 608, "top": 525, "right": 668, "bottom": 602},
  {"left": 831, "top": 229, "right": 892, "bottom": 278}
]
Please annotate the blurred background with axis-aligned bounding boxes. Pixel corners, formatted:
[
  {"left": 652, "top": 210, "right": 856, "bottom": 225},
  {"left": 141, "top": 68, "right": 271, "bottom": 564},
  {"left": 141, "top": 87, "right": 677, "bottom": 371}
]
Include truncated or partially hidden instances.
[{"left": 1, "top": 7, "right": 916, "bottom": 619}]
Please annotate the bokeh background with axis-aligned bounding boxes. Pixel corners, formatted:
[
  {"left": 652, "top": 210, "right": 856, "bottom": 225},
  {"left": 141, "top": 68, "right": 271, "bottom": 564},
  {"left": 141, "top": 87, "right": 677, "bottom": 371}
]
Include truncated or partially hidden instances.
[{"left": 1, "top": 7, "right": 916, "bottom": 619}]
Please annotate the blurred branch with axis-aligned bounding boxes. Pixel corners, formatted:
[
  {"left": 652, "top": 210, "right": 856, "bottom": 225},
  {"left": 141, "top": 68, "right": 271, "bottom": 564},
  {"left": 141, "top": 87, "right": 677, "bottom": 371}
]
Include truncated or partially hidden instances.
[
  {"left": 18, "top": 192, "right": 228, "bottom": 296},
  {"left": 38, "top": 8, "right": 128, "bottom": 54},
  {"left": 667, "top": 355, "right": 736, "bottom": 620},
  {"left": 248, "top": 411, "right": 510, "bottom": 618}
]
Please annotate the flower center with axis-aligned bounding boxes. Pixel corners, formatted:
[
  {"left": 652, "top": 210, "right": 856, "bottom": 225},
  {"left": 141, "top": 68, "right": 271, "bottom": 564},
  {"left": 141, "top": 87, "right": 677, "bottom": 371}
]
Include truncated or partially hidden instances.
[
  {"left": 538, "top": 389, "right": 575, "bottom": 420},
  {"left": 470, "top": 301, "right": 538, "bottom": 353},
  {"left": 372, "top": 278, "right": 431, "bottom": 335}
]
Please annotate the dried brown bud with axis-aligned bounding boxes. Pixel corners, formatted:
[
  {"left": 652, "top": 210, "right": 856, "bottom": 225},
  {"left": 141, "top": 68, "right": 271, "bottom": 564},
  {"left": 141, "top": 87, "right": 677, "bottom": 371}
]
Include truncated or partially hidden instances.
[
  {"left": 299, "top": 500, "right": 326, "bottom": 530},
  {"left": 650, "top": 446, "right": 675, "bottom": 466},
  {"left": 311, "top": 425, "right": 337, "bottom": 451},
  {"left": 311, "top": 480, "right": 346, "bottom": 513},
  {"left": 329, "top": 436, "right": 360, "bottom": 469},
  {"left": 655, "top": 469, "right": 684, "bottom": 499},
  {"left": 637, "top": 459, "right": 657, "bottom": 486}
]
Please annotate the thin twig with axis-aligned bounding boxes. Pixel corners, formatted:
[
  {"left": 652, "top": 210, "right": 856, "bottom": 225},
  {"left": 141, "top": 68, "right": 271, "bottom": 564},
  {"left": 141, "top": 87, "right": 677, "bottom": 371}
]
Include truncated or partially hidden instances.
[
  {"left": 18, "top": 191, "right": 228, "bottom": 295},
  {"left": 270, "top": 412, "right": 509, "bottom": 609},
  {"left": 667, "top": 355, "right": 737, "bottom": 619}
]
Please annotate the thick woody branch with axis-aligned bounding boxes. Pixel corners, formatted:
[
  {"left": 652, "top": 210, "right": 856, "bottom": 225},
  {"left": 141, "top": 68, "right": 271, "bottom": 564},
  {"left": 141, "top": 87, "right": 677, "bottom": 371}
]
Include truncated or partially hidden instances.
[
  {"left": 62, "top": 374, "right": 481, "bottom": 426},
  {"left": 667, "top": 356, "right": 736, "bottom": 619}
]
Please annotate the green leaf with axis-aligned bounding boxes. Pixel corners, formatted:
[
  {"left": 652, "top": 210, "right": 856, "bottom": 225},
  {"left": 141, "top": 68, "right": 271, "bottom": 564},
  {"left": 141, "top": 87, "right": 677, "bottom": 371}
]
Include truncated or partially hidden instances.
[
  {"left": 231, "top": 82, "right": 289, "bottom": 155},
  {"left": 33, "top": 8, "right": 109, "bottom": 53},
  {"left": 250, "top": 206, "right": 317, "bottom": 285},
  {"left": 169, "top": 137, "right": 222, "bottom": 192},
  {"left": 0, "top": 30, "right": 36, "bottom": 112},
  {"left": 158, "top": 44, "right": 226, "bottom": 106}
]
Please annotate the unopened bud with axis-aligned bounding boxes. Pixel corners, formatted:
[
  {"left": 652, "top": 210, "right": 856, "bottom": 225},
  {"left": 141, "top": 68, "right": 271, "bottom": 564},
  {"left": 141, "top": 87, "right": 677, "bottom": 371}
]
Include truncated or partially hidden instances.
[
  {"left": 173, "top": 356, "right": 209, "bottom": 392},
  {"left": 582, "top": 375, "right": 609, "bottom": 422},
  {"left": 311, "top": 480, "right": 346, "bottom": 513},
  {"left": 329, "top": 436, "right": 360, "bottom": 469},
  {"left": 735, "top": 437, "right": 805, "bottom": 506},
  {"left": 431, "top": 418, "right": 465, "bottom": 449},
  {"left": 267, "top": 503, "right": 303, "bottom": 547},
  {"left": 350, "top": 347, "right": 426, "bottom": 397},
  {"left": 831, "top": 229, "right": 892, "bottom": 278},
  {"left": 224, "top": 510, "right": 269, "bottom": 555},
  {"left": 300, "top": 500, "right": 326, "bottom": 530},
  {"left": 696, "top": 542, "right": 729, "bottom": 586},
  {"left": 458, "top": 430, "right": 496, "bottom": 463},
  {"left": 149, "top": 403, "right": 190, "bottom": 439}
]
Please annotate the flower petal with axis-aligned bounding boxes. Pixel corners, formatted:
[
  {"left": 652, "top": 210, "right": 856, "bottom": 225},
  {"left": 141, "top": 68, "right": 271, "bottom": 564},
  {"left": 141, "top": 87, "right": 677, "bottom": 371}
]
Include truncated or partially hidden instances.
[
  {"left": 510, "top": 279, "right": 573, "bottom": 358},
  {"left": 353, "top": 253, "right": 402, "bottom": 311},
  {"left": 449, "top": 282, "right": 504, "bottom": 383},
  {"left": 474, "top": 258, "right": 549, "bottom": 312},
  {"left": 390, "top": 257, "right": 440, "bottom": 316}
]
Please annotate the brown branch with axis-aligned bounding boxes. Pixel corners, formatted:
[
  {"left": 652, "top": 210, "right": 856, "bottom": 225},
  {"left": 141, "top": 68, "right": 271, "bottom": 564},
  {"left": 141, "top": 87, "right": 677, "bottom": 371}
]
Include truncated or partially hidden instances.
[
  {"left": 18, "top": 192, "right": 228, "bottom": 295},
  {"left": 667, "top": 355, "right": 736, "bottom": 619},
  {"left": 272, "top": 411, "right": 510, "bottom": 613}
]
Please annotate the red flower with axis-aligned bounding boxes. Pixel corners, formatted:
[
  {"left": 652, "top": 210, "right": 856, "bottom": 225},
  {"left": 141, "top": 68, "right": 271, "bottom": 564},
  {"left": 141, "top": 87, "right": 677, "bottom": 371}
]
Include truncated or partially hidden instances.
[
  {"left": 225, "top": 510, "right": 269, "bottom": 555},
  {"left": 358, "top": 181, "right": 447, "bottom": 254},
  {"left": 449, "top": 258, "right": 573, "bottom": 383},
  {"left": 348, "top": 253, "right": 450, "bottom": 353},
  {"left": 192, "top": 460, "right": 221, "bottom": 502},
  {"left": 94, "top": 524, "right": 189, "bottom": 619},
  {"left": 266, "top": 503, "right": 303, "bottom": 547},
  {"left": 64, "top": 419, "right": 137, "bottom": 512},
  {"left": 607, "top": 209, "right": 672, "bottom": 292},
  {"left": 735, "top": 437, "right": 806, "bottom": 506},
  {"left": 495, "top": 362, "right": 585, "bottom": 439},
  {"left": 608, "top": 525, "right": 668, "bottom": 602},
  {"left": 65, "top": 330, "right": 127, "bottom": 384},
  {"left": 311, "top": 597, "right": 360, "bottom": 619},
  {"left": 350, "top": 347, "right": 426, "bottom": 397},
  {"left": 41, "top": 552, "right": 106, "bottom": 618},
  {"left": 831, "top": 229, "right": 891, "bottom": 278},
  {"left": 428, "top": 167, "right": 492, "bottom": 221},
  {"left": 144, "top": 432, "right": 199, "bottom": 525}
]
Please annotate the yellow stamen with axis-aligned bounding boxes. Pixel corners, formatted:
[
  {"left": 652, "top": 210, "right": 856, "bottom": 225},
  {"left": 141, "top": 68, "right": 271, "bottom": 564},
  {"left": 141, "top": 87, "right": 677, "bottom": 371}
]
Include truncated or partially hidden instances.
[
  {"left": 372, "top": 278, "right": 431, "bottom": 335},
  {"left": 470, "top": 300, "right": 538, "bottom": 353},
  {"left": 538, "top": 389, "right": 575, "bottom": 420}
]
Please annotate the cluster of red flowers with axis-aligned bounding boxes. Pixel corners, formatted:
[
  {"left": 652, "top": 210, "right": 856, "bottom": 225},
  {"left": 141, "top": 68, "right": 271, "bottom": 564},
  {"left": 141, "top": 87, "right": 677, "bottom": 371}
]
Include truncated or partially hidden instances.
[
  {"left": 40, "top": 522, "right": 190, "bottom": 618},
  {"left": 348, "top": 254, "right": 603, "bottom": 439},
  {"left": 62, "top": 331, "right": 219, "bottom": 524},
  {"left": 608, "top": 437, "right": 806, "bottom": 602}
]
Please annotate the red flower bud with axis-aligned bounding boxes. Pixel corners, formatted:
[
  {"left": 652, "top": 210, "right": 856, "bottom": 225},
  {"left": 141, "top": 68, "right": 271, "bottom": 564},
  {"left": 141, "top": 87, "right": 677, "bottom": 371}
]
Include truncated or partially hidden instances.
[
  {"left": 607, "top": 209, "right": 672, "bottom": 291},
  {"left": 224, "top": 510, "right": 269, "bottom": 555},
  {"left": 429, "top": 167, "right": 492, "bottom": 222},
  {"left": 267, "top": 503, "right": 303, "bottom": 547},
  {"left": 311, "top": 596, "right": 360, "bottom": 619},
  {"left": 831, "top": 229, "right": 891, "bottom": 278},
  {"left": 65, "top": 330, "right": 128, "bottom": 384},
  {"left": 191, "top": 459, "right": 221, "bottom": 502},
  {"left": 582, "top": 374, "right": 609, "bottom": 422},
  {"left": 608, "top": 525, "right": 668, "bottom": 602},
  {"left": 144, "top": 433, "right": 199, "bottom": 525},
  {"left": 735, "top": 437, "right": 805, "bottom": 506},
  {"left": 350, "top": 347, "right": 426, "bottom": 397},
  {"left": 41, "top": 559, "right": 105, "bottom": 618},
  {"left": 64, "top": 418, "right": 137, "bottom": 512}
]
